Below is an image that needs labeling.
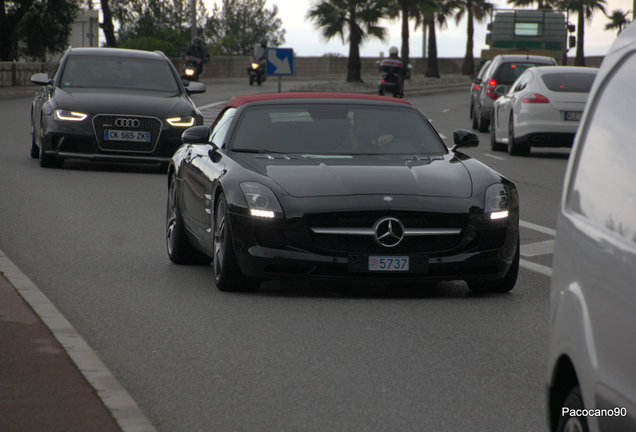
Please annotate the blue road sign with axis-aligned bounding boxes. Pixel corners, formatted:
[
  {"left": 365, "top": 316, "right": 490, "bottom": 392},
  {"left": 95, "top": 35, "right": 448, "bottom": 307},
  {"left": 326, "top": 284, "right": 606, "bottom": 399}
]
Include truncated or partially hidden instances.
[{"left": 266, "top": 48, "right": 294, "bottom": 76}]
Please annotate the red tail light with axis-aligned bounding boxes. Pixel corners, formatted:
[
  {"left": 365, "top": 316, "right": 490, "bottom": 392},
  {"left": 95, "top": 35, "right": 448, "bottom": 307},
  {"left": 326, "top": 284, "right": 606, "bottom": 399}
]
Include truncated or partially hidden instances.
[
  {"left": 474, "top": 84, "right": 480, "bottom": 90},
  {"left": 521, "top": 93, "right": 550, "bottom": 103},
  {"left": 486, "top": 79, "right": 498, "bottom": 99}
]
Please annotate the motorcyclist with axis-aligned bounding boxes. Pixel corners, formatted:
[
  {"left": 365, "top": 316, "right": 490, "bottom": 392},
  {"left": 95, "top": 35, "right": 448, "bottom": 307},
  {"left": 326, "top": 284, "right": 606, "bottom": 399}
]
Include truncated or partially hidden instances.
[
  {"left": 387, "top": 46, "right": 404, "bottom": 75},
  {"left": 378, "top": 46, "right": 406, "bottom": 97},
  {"left": 183, "top": 37, "right": 210, "bottom": 77},
  {"left": 253, "top": 38, "right": 268, "bottom": 67}
]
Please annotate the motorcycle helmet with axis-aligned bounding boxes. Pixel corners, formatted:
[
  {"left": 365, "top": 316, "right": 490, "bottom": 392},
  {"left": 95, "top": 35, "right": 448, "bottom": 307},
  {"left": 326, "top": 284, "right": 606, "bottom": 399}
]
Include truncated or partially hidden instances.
[
  {"left": 192, "top": 36, "right": 202, "bottom": 46},
  {"left": 389, "top": 46, "right": 399, "bottom": 56}
]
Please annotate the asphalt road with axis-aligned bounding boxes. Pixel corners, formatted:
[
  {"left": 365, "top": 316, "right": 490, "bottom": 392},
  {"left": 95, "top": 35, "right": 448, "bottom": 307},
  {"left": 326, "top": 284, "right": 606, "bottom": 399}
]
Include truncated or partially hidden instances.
[{"left": 0, "top": 82, "right": 568, "bottom": 431}]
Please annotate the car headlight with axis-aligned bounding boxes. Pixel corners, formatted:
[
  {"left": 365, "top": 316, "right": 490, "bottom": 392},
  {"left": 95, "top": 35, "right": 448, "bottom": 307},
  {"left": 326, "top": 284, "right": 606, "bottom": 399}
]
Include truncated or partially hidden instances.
[
  {"left": 185, "top": 68, "right": 195, "bottom": 76},
  {"left": 167, "top": 116, "right": 195, "bottom": 127},
  {"left": 240, "top": 182, "right": 283, "bottom": 219},
  {"left": 484, "top": 184, "right": 510, "bottom": 220},
  {"left": 251, "top": 63, "right": 259, "bottom": 69},
  {"left": 55, "top": 109, "right": 88, "bottom": 121}
]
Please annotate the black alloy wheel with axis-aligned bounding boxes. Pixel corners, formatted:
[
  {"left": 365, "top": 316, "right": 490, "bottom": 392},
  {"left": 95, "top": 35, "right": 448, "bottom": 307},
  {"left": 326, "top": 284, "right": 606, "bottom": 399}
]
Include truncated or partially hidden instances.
[
  {"left": 30, "top": 125, "right": 39, "bottom": 159},
  {"left": 555, "top": 387, "right": 589, "bottom": 432},
  {"left": 213, "top": 195, "right": 259, "bottom": 292},
  {"left": 507, "top": 113, "right": 530, "bottom": 156},
  {"left": 467, "top": 236, "right": 519, "bottom": 293},
  {"left": 166, "top": 174, "right": 212, "bottom": 265}
]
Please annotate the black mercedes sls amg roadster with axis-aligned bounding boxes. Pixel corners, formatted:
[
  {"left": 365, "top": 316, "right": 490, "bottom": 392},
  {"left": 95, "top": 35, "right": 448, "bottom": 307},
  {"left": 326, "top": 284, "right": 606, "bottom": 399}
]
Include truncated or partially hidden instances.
[{"left": 166, "top": 93, "right": 519, "bottom": 292}]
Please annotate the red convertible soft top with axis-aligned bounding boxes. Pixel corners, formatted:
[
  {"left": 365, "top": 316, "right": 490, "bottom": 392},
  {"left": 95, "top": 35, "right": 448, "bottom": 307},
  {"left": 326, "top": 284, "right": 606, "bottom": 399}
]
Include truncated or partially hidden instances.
[{"left": 227, "top": 92, "right": 412, "bottom": 107}]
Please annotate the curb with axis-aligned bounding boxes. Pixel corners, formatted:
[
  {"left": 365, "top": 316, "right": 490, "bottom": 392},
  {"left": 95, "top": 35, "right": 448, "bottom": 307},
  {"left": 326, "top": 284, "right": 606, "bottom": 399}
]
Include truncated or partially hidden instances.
[{"left": 0, "top": 248, "right": 158, "bottom": 432}]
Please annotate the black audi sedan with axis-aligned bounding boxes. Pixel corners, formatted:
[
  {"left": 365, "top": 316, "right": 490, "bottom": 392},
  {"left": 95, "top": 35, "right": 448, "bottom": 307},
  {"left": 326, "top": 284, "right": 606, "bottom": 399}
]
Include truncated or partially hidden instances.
[
  {"left": 166, "top": 93, "right": 519, "bottom": 293},
  {"left": 30, "top": 47, "right": 205, "bottom": 168}
]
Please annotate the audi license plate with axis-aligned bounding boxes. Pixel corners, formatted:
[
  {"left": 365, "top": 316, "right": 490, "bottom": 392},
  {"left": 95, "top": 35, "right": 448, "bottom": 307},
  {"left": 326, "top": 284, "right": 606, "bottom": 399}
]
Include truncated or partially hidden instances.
[
  {"left": 564, "top": 111, "right": 582, "bottom": 121},
  {"left": 368, "top": 256, "right": 409, "bottom": 271},
  {"left": 104, "top": 130, "right": 150, "bottom": 142}
]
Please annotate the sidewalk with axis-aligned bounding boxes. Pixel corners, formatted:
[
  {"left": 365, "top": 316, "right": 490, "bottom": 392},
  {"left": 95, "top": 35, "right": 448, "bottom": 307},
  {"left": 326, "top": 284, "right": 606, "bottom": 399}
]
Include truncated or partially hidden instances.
[{"left": 0, "top": 272, "right": 123, "bottom": 432}]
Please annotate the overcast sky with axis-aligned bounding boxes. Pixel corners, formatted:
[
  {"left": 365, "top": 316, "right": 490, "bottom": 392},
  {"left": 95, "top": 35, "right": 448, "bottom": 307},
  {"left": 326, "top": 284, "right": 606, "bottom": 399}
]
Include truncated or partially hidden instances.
[{"left": 203, "top": 0, "right": 633, "bottom": 58}]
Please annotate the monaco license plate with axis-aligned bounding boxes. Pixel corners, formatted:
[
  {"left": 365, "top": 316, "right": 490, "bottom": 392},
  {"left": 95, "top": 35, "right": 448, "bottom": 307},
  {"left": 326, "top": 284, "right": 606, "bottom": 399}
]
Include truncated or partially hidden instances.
[
  {"left": 104, "top": 129, "right": 151, "bottom": 142},
  {"left": 368, "top": 256, "right": 409, "bottom": 271},
  {"left": 564, "top": 111, "right": 582, "bottom": 121}
]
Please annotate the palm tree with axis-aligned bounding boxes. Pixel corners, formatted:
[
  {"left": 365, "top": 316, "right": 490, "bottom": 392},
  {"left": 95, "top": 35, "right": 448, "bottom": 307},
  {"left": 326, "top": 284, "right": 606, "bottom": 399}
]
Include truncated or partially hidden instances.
[
  {"left": 561, "top": 0, "right": 606, "bottom": 66},
  {"left": 454, "top": 0, "right": 493, "bottom": 75},
  {"left": 418, "top": 0, "right": 455, "bottom": 78},
  {"left": 307, "top": 0, "right": 390, "bottom": 82},
  {"left": 605, "top": 9, "right": 631, "bottom": 35},
  {"left": 388, "top": 0, "right": 424, "bottom": 74}
]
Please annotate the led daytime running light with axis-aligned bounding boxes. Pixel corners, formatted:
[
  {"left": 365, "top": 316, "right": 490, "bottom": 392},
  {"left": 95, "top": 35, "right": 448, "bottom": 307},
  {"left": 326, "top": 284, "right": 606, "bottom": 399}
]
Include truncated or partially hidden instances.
[
  {"left": 250, "top": 209, "right": 275, "bottom": 218},
  {"left": 167, "top": 117, "right": 195, "bottom": 127},
  {"left": 490, "top": 210, "right": 509, "bottom": 220},
  {"left": 55, "top": 110, "right": 87, "bottom": 121}
]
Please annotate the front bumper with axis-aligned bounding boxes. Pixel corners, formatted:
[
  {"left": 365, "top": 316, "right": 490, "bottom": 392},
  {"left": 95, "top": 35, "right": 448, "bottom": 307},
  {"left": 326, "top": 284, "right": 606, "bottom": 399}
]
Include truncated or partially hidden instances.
[
  {"left": 41, "top": 113, "right": 198, "bottom": 164},
  {"left": 228, "top": 210, "right": 518, "bottom": 282}
]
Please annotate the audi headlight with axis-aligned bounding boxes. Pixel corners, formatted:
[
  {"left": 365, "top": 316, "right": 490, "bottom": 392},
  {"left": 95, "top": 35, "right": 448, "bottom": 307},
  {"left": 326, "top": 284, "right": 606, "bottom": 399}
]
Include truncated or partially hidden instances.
[
  {"left": 485, "top": 184, "right": 510, "bottom": 220},
  {"left": 55, "top": 109, "right": 88, "bottom": 121},
  {"left": 240, "top": 182, "right": 283, "bottom": 219},
  {"left": 167, "top": 116, "right": 195, "bottom": 127}
]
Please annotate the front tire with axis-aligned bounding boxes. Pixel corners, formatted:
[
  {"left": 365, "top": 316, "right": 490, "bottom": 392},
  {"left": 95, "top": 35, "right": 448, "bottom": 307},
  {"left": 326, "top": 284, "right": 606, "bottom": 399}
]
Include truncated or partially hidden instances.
[
  {"left": 30, "top": 126, "right": 39, "bottom": 159},
  {"left": 166, "top": 174, "right": 212, "bottom": 265},
  {"left": 555, "top": 387, "right": 589, "bottom": 432},
  {"left": 467, "top": 237, "right": 519, "bottom": 294},
  {"left": 213, "top": 195, "right": 260, "bottom": 292},
  {"left": 477, "top": 108, "right": 489, "bottom": 133},
  {"left": 507, "top": 113, "right": 530, "bottom": 156}
]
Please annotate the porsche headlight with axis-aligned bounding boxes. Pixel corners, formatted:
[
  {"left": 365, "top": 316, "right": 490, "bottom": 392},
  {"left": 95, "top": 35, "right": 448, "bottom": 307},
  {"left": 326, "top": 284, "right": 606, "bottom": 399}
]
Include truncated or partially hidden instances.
[
  {"left": 485, "top": 184, "right": 510, "bottom": 220},
  {"left": 240, "top": 182, "right": 283, "bottom": 219},
  {"left": 167, "top": 116, "right": 195, "bottom": 127},
  {"left": 55, "top": 109, "right": 88, "bottom": 121}
]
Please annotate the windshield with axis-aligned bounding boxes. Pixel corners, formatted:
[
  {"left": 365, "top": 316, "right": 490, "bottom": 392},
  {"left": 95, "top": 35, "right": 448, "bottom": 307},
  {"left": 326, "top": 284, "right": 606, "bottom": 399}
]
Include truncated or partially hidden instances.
[
  {"left": 60, "top": 55, "right": 180, "bottom": 94},
  {"left": 230, "top": 104, "right": 446, "bottom": 155}
]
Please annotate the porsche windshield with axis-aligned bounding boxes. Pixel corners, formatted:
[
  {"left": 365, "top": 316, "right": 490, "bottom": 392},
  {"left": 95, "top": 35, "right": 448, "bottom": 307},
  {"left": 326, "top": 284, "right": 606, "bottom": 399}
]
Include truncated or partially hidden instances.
[
  {"left": 60, "top": 55, "right": 180, "bottom": 94},
  {"left": 230, "top": 104, "right": 446, "bottom": 155}
]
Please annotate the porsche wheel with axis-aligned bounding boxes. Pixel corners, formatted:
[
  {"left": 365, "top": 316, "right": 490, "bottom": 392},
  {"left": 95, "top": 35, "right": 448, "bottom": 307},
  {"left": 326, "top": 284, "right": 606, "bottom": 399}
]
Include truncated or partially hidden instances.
[
  {"left": 213, "top": 194, "right": 260, "bottom": 292},
  {"left": 555, "top": 387, "right": 589, "bottom": 432},
  {"left": 490, "top": 109, "right": 505, "bottom": 151},
  {"left": 166, "top": 174, "right": 212, "bottom": 265},
  {"left": 507, "top": 113, "right": 530, "bottom": 156}
]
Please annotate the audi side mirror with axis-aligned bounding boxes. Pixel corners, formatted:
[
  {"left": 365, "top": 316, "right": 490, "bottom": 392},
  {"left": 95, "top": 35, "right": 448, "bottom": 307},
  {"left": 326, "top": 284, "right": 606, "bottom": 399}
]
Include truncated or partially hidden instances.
[
  {"left": 181, "top": 125, "right": 211, "bottom": 144},
  {"left": 451, "top": 129, "right": 479, "bottom": 152},
  {"left": 31, "top": 73, "right": 52, "bottom": 86}
]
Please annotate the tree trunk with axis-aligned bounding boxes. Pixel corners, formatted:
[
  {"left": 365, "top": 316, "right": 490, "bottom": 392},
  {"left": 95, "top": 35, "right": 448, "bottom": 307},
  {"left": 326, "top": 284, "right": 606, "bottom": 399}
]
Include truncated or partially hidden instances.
[
  {"left": 575, "top": 7, "right": 585, "bottom": 66},
  {"left": 425, "top": 16, "right": 439, "bottom": 78},
  {"left": 401, "top": 1, "right": 410, "bottom": 74},
  {"left": 347, "top": 20, "right": 362, "bottom": 82},
  {"left": 0, "top": 0, "right": 34, "bottom": 61},
  {"left": 461, "top": 5, "right": 475, "bottom": 75},
  {"left": 100, "top": 0, "right": 118, "bottom": 47}
]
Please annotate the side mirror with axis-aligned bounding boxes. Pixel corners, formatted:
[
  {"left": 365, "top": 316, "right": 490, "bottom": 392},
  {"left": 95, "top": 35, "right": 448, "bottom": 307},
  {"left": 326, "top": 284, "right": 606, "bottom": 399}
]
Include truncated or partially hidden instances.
[
  {"left": 451, "top": 129, "right": 479, "bottom": 152},
  {"left": 495, "top": 84, "right": 507, "bottom": 97},
  {"left": 31, "top": 73, "right": 52, "bottom": 86},
  {"left": 181, "top": 125, "right": 211, "bottom": 144},
  {"left": 185, "top": 81, "right": 206, "bottom": 94},
  {"left": 569, "top": 35, "right": 576, "bottom": 49}
]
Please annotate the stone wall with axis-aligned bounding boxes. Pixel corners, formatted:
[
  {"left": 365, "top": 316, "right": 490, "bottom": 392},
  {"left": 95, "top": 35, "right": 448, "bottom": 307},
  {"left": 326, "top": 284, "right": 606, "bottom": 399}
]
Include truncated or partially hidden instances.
[{"left": 1, "top": 55, "right": 605, "bottom": 86}]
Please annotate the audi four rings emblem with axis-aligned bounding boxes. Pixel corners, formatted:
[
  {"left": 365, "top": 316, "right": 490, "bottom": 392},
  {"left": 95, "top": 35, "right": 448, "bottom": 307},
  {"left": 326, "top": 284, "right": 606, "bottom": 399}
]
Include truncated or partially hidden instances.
[
  {"left": 115, "top": 118, "right": 140, "bottom": 128},
  {"left": 373, "top": 217, "right": 405, "bottom": 247}
]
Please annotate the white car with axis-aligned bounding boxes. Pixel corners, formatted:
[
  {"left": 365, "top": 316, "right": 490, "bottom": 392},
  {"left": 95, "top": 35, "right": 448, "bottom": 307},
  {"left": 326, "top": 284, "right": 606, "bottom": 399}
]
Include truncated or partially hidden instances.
[
  {"left": 547, "top": 23, "right": 636, "bottom": 432},
  {"left": 490, "top": 65, "right": 598, "bottom": 156}
]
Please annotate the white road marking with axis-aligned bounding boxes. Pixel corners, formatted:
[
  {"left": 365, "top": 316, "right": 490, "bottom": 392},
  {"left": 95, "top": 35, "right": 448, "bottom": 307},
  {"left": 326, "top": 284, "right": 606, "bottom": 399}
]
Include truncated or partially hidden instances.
[
  {"left": 483, "top": 153, "right": 506, "bottom": 161},
  {"left": 198, "top": 100, "right": 228, "bottom": 110},
  {"left": 520, "top": 259, "right": 553, "bottom": 277},
  {"left": 442, "top": 108, "right": 450, "bottom": 113},
  {"left": 521, "top": 240, "right": 555, "bottom": 257},
  {"left": 0, "top": 248, "right": 158, "bottom": 432},
  {"left": 520, "top": 220, "right": 557, "bottom": 237}
]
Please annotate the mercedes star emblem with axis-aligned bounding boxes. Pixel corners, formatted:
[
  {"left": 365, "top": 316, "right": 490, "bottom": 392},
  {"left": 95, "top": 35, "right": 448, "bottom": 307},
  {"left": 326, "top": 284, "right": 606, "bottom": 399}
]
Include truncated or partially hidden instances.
[{"left": 373, "top": 217, "right": 405, "bottom": 247}]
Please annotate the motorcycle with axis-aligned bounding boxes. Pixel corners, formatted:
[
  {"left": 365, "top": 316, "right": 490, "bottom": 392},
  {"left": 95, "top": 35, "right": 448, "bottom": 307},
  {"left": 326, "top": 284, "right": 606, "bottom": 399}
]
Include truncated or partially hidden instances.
[
  {"left": 378, "top": 59, "right": 405, "bottom": 98},
  {"left": 181, "top": 55, "right": 203, "bottom": 81},
  {"left": 248, "top": 58, "right": 266, "bottom": 86}
]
